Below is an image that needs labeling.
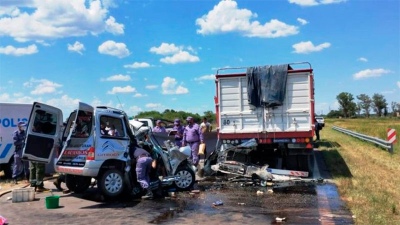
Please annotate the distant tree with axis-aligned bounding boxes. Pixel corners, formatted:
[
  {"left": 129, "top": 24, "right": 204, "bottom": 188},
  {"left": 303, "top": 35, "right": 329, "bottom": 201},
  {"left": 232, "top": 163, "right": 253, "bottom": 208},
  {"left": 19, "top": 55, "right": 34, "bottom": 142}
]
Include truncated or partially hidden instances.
[
  {"left": 356, "top": 94, "right": 372, "bottom": 117},
  {"left": 372, "top": 93, "right": 387, "bottom": 117},
  {"left": 391, "top": 101, "right": 398, "bottom": 116},
  {"left": 327, "top": 110, "right": 343, "bottom": 118},
  {"left": 336, "top": 92, "right": 357, "bottom": 118},
  {"left": 203, "top": 110, "right": 216, "bottom": 123},
  {"left": 356, "top": 103, "right": 362, "bottom": 116},
  {"left": 383, "top": 107, "right": 388, "bottom": 117}
]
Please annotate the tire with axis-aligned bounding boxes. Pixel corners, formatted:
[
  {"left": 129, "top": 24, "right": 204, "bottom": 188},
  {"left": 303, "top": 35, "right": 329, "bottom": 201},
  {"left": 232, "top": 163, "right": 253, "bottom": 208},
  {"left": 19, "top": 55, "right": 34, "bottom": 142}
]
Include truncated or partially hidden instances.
[
  {"left": 65, "top": 175, "right": 91, "bottom": 194},
  {"left": 99, "top": 169, "right": 124, "bottom": 198},
  {"left": 174, "top": 166, "right": 195, "bottom": 191}
]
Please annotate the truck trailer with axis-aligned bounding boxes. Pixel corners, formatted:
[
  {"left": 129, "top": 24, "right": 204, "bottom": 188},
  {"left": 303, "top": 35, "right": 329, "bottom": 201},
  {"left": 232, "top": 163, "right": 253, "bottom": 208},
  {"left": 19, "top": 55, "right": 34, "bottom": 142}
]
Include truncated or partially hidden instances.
[{"left": 212, "top": 62, "right": 316, "bottom": 178}]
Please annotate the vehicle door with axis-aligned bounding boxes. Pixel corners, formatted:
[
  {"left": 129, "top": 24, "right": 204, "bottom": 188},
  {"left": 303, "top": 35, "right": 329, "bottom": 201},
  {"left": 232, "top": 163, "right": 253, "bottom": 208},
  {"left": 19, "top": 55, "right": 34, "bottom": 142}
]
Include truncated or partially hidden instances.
[
  {"left": 56, "top": 102, "right": 94, "bottom": 168},
  {"left": 95, "top": 111, "right": 131, "bottom": 161},
  {"left": 22, "top": 102, "right": 63, "bottom": 163}
]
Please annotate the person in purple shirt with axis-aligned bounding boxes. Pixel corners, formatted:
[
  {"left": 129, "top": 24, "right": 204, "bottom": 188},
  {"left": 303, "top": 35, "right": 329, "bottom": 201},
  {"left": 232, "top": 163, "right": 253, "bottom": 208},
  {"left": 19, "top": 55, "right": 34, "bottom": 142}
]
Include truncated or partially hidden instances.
[
  {"left": 173, "top": 119, "right": 184, "bottom": 147},
  {"left": 133, "top": 147, "right": 153, "bottom": 199},
  {"left": 152, "top": 120, "right": 166, "bottom": 133},
  {"left": 182, "top": 116, "right": 204, "bottom": 167}
]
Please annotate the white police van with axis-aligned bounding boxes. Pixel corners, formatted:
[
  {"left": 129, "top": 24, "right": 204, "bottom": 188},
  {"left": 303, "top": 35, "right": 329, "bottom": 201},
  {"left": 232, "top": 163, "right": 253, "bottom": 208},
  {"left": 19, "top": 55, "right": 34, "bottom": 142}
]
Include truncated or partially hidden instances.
[{"left": 0, "top": 103, "right": 31, "bottom": 178}]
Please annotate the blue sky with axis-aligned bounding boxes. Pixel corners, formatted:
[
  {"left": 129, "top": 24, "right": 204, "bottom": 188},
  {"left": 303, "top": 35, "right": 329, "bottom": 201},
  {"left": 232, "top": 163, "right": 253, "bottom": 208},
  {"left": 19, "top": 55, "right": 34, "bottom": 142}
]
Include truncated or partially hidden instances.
[{"left": 0, "top": 0, "right": 399, "bottom": 118}]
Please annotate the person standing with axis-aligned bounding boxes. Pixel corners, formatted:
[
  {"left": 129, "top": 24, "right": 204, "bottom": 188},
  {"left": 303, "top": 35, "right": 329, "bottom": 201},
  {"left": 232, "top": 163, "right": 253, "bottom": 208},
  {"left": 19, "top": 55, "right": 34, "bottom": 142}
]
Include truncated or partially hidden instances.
[
  {"left": 152, "top": 120, "right": 166, "bottom": 133},
  {"left": 182, "top": 117, "right": 204, "bottom": 167},
  {"left": 29, "top": 123, "right": 49, "bottom": 192},
  {"left": 200, "top": 117, "right": 212, "bottom": 133},
  {"left": 172, "top": 119, "right": 184, "bottom": 147},
  {"left": 133, "top": 147, "right": 154, "bottom": 199},
  {"left": 314, "top": 118, "right": 321, "bottom": 141},
  {"left": 12, "top": 121, "right": 26, "bottom": 184}
]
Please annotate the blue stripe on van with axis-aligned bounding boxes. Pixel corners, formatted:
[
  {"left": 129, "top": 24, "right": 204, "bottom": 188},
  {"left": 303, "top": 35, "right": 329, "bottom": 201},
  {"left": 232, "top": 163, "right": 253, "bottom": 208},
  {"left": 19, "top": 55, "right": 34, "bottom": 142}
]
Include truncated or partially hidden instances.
[{"left": 0, "top": 143, "right": 13, "bottom": 159}]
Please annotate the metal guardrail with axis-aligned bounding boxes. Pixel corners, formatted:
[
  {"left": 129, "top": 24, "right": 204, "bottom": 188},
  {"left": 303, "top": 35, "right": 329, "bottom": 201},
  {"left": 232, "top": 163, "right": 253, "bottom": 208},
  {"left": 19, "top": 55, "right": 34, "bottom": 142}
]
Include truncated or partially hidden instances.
[{"left": 332, "top": 126, "right": 394, "bottom": 154}]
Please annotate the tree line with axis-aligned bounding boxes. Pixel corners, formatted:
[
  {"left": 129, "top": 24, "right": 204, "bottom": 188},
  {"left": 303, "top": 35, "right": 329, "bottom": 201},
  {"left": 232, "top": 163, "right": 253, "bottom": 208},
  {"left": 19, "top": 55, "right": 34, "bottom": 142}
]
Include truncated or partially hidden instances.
[
  {"left": 130, "top": 109, "right": 216, "bottom": 124},
  {"left": 327, "top": 92, "right": 400, "bottom": 118}
]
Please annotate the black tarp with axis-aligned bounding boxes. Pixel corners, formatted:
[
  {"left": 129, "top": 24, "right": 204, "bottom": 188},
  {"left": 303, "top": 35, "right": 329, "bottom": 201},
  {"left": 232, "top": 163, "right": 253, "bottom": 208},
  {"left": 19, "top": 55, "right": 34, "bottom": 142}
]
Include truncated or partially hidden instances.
[{"left": 246, "top": 64, "right": 289, "bottom": 108}]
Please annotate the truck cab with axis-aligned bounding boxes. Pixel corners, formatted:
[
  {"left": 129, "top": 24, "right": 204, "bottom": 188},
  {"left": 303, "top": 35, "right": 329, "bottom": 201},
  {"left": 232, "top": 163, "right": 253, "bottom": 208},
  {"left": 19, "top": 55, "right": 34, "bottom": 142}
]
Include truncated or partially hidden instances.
[{"left": 22, "top": 102, "right": 136, "bottom": 198}]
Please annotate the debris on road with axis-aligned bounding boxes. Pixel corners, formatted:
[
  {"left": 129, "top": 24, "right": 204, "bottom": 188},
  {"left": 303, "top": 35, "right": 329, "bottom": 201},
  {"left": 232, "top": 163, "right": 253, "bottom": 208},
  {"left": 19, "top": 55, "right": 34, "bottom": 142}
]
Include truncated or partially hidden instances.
[
  {"left": 237, "top": 202, "right": 245, "bottom": 206},
  {"left": 212, "top": 200, "right": 223, "bottom": 206},
  {"left": 256, "top": 190, "right": 264, "bottom": 196},
  {"left": 275, "top": 217, "right": 286, "bottom": 223}
]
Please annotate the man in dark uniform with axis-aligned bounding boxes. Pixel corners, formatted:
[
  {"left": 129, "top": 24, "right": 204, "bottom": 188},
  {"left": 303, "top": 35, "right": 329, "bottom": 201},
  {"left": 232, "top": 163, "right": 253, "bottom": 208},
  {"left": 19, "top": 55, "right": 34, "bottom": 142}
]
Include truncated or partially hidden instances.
[
  {"left": 12, "top": 121, "right": 26, "bottom": 184},
  {"left": 133, "top": 147, "right": 154, "bottom": 199}
]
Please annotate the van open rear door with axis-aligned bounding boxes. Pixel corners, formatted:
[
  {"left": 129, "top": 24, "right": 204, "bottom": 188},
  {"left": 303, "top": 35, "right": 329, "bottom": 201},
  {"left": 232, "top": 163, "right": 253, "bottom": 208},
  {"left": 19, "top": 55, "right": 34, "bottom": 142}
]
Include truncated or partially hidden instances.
[{"left": 22, "top": 102, "right": 63, "bottom": 163}]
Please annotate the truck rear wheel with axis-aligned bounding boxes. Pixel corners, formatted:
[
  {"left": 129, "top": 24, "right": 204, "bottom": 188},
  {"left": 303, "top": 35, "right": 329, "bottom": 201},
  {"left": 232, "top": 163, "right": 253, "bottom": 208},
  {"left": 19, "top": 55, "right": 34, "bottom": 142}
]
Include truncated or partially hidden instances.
[{"left": 65, "top": 175, "right": 91, "bottom": 193}]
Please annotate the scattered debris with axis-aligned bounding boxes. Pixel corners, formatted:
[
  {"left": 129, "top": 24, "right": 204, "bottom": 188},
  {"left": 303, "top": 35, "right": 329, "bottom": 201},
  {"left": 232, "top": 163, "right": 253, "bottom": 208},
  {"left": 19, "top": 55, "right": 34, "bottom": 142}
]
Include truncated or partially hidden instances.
[
  {"left": 190, "top": 190, "right": 200, "bottom": 194},
  {"left": 237, "top": 202, "right": 245, "bottom": 206},
  {"left": 256, "top": 190, "right": 264, "bottom": 196},
  {"left": 267, "top": 188, "right": 274, "bottom": 194},
  {"left": 6, "top": 197, "right": 12, "bottom": 201},
  {"left": 275, "top": 217, "right": 286, "bottom": 223},
  {"left": 212, "top": 200, "right": 223, "bottom": 206}
]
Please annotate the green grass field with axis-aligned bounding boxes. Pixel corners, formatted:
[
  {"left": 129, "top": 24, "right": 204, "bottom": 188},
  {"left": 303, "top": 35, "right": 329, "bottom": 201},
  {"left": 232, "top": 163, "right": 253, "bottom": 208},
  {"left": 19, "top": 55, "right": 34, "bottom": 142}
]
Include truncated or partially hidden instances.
[{"left": 320, "top": 118, "right": 400, "bottom": 225}]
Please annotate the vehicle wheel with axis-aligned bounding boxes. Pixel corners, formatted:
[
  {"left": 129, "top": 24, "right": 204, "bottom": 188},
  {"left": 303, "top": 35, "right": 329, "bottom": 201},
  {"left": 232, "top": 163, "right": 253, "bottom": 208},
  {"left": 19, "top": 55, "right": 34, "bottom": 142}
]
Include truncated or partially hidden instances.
[
  {"left": 65, "top": 175, "right": 91, "bottom": 193},
  {"left": 100, "top": 169, "right": 124, "bottom": 198},
  {"left": 174, "top": 166, "right": 195, "bottom": 191}
]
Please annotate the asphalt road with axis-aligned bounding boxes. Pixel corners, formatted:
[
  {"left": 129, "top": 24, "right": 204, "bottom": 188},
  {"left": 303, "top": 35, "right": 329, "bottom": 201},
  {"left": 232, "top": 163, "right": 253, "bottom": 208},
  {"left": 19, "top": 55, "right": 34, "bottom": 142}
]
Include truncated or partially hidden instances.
[{"left": 0, "top": 150, "right": 354, "bottom": 225}]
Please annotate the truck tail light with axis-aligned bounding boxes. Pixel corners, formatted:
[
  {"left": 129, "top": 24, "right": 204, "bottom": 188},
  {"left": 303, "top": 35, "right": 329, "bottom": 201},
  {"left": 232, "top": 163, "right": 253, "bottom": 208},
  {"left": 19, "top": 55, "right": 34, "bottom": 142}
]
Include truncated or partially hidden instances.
[{"left": 87, "top": 147, "right": 95, "bottom": 160}]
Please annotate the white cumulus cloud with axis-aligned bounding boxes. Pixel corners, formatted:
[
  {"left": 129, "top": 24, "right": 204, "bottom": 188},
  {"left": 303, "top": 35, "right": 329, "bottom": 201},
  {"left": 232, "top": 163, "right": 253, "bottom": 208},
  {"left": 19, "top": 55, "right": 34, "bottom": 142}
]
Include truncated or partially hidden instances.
[
  {"left": 102, "top": 74, "right": 131, "bottom": 81},
  {"left": 98, "top": 40, "right": 130, "bottom": 58},
  {"left": 124, "top": 62, "right": 151, "bottom": 69},
  {"left": 0, "top": 44, "right": 38, "bottom": 56},
  {"left": 292, "top": 41, "right": 331, "bottom": 54},
  {"left": 23, "top": 78, "right": 62, "bottom": 95},
  {"left": 67, "top": 41, "right": 85, "bottom": 55},
  {"left": 146, "top": 85, "right": 158, "bottom": 90},
  {"left": 297, "top": 18, "right": 308, "bottom": 25},
  {"left": 107, "top": 85, "right": 136, "bottom": 94},
  {"left": 105, "top": 16, "right": 124, "bottom": 35},
  {"left": 353, "top": 68, "right": 391, "bottom": 80},
  {"left": 289, "top": 0, "right": 347, "bottom": 7},
  {"left": 357, "top": 57, "right": 368, "bottom": 62},
  {"left": 150, "top": 43, "right": 180, "bottom": 55},
  {"left": 160, "top": 51, "right": 199, "bottom": 64},
  {"left": 0, "top": 0, "right": 124, "bottom": 42},
  {"left": 161, "top": 77, "right": 189, "bottom": 94},
  {"left": 196, "top": 0, "right": 298, "bottom": 38},
  {"left": 194, "top": 75, "right": 215, "bottom": 81}
]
